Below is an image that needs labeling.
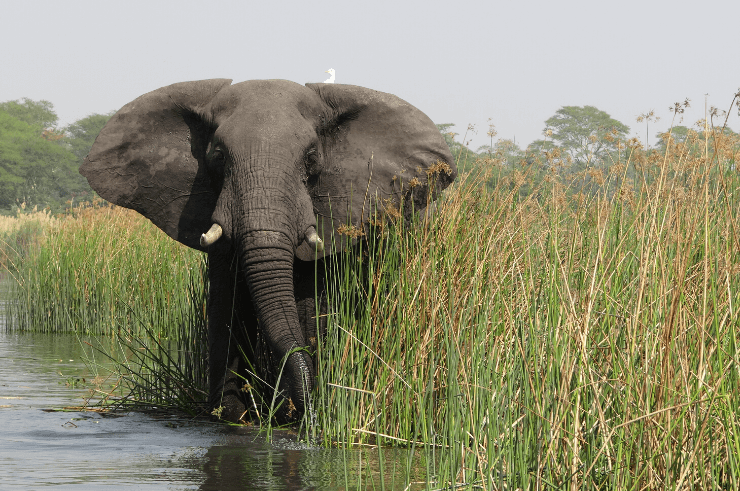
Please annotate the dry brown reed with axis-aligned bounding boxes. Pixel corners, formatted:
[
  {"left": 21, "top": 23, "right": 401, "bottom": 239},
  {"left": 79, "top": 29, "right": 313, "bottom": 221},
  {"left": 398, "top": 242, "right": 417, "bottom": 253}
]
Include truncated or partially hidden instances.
[
  {"left": 0, "top": 205, "right": 57, "bottom": 235},
  {"left": 0, "top": 205, "right": 58, "bottom": 270},
  {"left": 315, "top": 117, "right": 740, "bottom": 489}
]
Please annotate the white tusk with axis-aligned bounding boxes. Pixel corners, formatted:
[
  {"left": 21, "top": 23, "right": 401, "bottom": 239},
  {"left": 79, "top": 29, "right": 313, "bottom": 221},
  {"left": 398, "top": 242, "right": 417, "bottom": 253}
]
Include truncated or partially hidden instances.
[
  {"left": 306, "top": 227, "right": 324, "bottom": 252},
  {"left": 200, "top": 223, "right": 223, "bottom": 247}
]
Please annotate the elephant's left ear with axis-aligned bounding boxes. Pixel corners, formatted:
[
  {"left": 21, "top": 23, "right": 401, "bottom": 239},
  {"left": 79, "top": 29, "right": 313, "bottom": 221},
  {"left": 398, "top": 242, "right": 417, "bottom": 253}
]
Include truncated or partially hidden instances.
[
  {"left": 304, "top": 83, "right": 457, "bottom": 255},
  {"left": 80, "top": 79, "right": 232, "bottom": 250}
]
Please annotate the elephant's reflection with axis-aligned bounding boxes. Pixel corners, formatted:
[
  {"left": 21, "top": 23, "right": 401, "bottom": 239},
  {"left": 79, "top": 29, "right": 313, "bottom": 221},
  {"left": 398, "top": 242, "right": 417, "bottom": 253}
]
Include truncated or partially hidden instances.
[
  {"left": 195, "top": 435, "right": 421, "bottom": 490},
  {"left": 198, "top": 442, "right": 305, "bottom": 490}
]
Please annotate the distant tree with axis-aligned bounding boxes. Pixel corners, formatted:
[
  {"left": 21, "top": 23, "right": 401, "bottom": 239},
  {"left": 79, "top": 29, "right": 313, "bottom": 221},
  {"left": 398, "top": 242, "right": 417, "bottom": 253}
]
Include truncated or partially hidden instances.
[
  {"left": 477, "top": 138, "right": 524, "bottom": 167},
  {"left": 42, "top": 128, "right": 65, "bottom": 141},
  {"left": 654, "top": 125, "right": 691, "bottom": 151},
  {"left": 655, "top": 125, "right": 738, "bottom": 168},
  {"left": 540, "top": 106, "right": 629, "bottom": 166},
  {"left": 64, "top": 112, "right": 115, "bottom": 162},
  {"left": 526, "top": 138, "right": 559, "bottom": 156},
  {"left": 0, "top": 98, "right": 58, "bottom": 130},
  {"left": 655, "top": 125, "right": 736, "bottom": 148},
  {"left": 0, "top": 102, "right": 91, "bottom": 210}
]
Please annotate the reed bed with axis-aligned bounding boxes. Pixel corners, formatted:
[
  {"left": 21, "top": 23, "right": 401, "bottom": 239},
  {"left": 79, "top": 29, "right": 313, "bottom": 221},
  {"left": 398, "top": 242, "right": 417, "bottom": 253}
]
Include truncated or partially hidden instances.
[
  {"left": 3, "top": 201, "right": 209, "bottom": 415},
  {"left": 0, "top": 206, "right": 57, "bottom": 270},
  {"left": 5, "top": 202, "right": 206, "bottom": 339},
  {"left": 312, "top": 127, "right": 740, "bottom": 489},
  {"left": 3, "top": 117, "right": 739, "bottom": 489}
]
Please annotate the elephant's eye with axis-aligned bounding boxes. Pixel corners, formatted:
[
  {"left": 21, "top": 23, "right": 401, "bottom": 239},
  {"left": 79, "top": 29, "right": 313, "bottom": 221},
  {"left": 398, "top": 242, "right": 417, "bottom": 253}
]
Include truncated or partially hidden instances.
[
  {"left": 212, "top": 149, "right": 225, "bottom": 163},
  {"left": 304, "top": 146, "right": 319, "bottom": 172},
  {"left": 206, "top": 148, "right": 226, "bottom": 191},
  {"left": 209, "top": 148, "right": 227, "bottom": 175}
]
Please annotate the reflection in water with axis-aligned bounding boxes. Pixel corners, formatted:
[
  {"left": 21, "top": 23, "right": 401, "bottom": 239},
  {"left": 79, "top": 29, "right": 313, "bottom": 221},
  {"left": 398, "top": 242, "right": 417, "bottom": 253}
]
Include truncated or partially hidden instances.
[
  {"left": 195, "top": 431, "right": 425, "bottom": 490},
  {"left": 0, "top": 282, "right": 427, "bottom": 490}
]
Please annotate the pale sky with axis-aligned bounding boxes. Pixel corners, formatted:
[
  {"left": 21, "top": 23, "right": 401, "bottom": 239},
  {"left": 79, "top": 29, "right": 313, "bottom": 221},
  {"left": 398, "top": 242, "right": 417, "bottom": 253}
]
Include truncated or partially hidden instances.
[{"left": 2, "top": 0, "right": 739, "bottom": 151}]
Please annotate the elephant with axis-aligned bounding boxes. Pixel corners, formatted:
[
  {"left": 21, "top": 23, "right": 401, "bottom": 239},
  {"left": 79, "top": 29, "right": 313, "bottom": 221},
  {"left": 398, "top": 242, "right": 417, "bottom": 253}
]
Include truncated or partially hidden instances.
[{"left": 80, "top": 79, "right": 456, "bottom": 423}]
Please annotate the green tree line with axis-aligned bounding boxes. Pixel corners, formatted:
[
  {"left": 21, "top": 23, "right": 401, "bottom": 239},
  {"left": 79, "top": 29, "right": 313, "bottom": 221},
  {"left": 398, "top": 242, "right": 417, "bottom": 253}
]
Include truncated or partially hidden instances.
[
  {"left": 0, "top": 98, "right": 113, "bottom": 213},
  {"left": 3, "top": 96, "right": 736, "bottom": 214},
  {"left": 438, "top": 104, "right": 738, "bottom": 199}
]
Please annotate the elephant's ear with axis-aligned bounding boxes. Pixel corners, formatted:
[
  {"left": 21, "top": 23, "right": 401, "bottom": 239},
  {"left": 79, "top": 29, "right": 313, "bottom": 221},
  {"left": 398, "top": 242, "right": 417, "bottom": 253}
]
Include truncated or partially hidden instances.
[
  {"left": 80, "top": 79, "right": 232, "bottom": 251},
  {"left": 303, "top": 83, "right": 456, "bottom": 256}
]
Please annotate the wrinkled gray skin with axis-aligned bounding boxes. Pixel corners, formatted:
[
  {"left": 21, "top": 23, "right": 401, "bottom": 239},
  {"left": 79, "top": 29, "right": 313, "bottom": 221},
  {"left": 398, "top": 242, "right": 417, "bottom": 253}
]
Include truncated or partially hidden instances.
[{"left": 80, "top": 79, "right": 456, "bottom": 423}]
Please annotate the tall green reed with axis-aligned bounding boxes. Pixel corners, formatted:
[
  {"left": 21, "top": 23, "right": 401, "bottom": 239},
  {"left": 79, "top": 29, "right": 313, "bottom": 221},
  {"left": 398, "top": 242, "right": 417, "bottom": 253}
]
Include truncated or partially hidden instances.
[
  {"left": 3, "top": 115, "right": 738, "bottom": 489},
  {"left": 6, "top": 204, "right": 206, "bottom": 339},
  {"left": 312, "top": 126, "right": 740, "bottom": 489},
  {"left": 2, "top": 203, "right": 210, "bottom": 414}
]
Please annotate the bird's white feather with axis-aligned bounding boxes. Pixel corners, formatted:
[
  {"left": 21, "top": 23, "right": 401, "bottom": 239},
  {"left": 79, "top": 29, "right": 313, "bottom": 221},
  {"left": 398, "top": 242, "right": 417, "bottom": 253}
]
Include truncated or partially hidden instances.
[{"left": 323, "top": 68, "right": 335, "bottom": 83}]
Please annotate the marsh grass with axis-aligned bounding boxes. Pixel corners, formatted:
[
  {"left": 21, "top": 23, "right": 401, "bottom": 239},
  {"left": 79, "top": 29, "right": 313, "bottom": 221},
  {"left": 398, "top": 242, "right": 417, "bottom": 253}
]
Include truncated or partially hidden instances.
[
  {"left": 5, "top": 201, "right": 207, "bottom": 338},
  {"left": 2, "top": 201, "right": 210, "bottom": 415},
  {"left": 76, "top": 315, "right": 209, "bottom": 415},
  {"left": 3, "top": 109, "right": 739, "bottom": 488},
  {"left": 311, "top": 121, "right": 740, "bottom": 489},
  {"left": 0, "top": 206, "right": 57, "bottom": 271}
]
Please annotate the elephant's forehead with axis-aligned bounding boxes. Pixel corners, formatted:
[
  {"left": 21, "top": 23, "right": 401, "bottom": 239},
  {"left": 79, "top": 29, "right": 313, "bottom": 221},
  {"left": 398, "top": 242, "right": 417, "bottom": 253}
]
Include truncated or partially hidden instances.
[
  {"left": 210, "top": 80, "right": 321, "bottom": 133},
  {"left": 217, "top": 80, "right": 313, "bottom": 107}
]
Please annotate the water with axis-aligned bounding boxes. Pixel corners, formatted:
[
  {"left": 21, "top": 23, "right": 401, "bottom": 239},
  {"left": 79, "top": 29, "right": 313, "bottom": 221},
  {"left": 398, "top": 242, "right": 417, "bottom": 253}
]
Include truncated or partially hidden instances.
[{"left": 0, "top": 285, "right": 425, "bottom": 490}]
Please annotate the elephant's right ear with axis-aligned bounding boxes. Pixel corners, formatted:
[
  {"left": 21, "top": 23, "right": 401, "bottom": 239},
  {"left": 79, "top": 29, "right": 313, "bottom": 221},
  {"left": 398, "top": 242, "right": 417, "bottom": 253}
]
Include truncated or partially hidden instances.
[{"left": 80, "top": 79, "right": 232, "bottom": 251}]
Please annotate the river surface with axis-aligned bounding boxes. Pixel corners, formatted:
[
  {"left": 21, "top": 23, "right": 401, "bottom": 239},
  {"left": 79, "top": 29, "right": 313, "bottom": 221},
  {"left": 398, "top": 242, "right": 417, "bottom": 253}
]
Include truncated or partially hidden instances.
[{"left": 0, "top": 285, "right": 424, "bottom": 490}]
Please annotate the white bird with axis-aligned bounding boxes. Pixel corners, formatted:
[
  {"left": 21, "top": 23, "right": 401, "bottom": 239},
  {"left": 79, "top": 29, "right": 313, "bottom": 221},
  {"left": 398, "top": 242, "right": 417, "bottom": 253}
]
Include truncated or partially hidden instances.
[{"left": 323, "top": 68, "right": 335, "bottom": 83}]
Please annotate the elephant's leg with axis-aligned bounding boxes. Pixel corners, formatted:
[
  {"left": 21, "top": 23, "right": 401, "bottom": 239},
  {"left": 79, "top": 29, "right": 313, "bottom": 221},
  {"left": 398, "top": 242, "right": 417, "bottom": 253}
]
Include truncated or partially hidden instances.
[
  {"left": 231, "top": 271, "right": 266, "bottom": 415},
  {"left": 293, "top": 258, "right": 328, "bottom": 371},
  {"left": 207, "top": 250, "right": 250, "bottom": 423}
]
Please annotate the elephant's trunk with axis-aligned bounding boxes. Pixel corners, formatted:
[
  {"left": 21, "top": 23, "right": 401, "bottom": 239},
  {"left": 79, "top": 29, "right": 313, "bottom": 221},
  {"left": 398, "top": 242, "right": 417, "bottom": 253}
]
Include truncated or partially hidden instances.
[
  {"left": 239, "top": 231, "right": 314, "bottom": 412},
  {"left": 226, "top": 156, "right": 316, "bottom": 415}
]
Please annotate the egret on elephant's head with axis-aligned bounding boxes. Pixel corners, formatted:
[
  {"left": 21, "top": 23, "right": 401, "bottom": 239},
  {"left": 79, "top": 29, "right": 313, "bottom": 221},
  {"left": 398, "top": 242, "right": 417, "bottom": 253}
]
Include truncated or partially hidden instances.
[{"left": 323, "top": 68, "right": 335, "bottom": 83}]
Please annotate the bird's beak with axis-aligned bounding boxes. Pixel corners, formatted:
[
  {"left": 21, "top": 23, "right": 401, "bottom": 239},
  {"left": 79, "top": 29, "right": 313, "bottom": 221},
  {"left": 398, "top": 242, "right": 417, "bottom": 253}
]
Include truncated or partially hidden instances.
[{"left": 325, "top": 70, "right": 330, "bottom": 73}]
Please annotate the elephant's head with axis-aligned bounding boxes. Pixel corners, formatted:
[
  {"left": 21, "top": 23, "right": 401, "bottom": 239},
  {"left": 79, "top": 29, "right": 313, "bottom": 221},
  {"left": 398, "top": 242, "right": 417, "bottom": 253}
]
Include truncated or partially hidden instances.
[{"left": 80, "top": 79, "right": 456, "bottom": 415}]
